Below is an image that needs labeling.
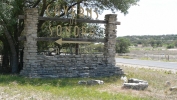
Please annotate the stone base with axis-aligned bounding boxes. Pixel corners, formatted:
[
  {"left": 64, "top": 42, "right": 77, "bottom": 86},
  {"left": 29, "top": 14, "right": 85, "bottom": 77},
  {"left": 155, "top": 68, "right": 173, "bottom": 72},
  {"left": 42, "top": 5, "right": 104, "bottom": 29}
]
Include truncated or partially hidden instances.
[
  {"left": 20, "top": 55, "right": 124, "bottom": 78},
  {"left": 20, "top": 65, "right": 123, "bottom": 78}
]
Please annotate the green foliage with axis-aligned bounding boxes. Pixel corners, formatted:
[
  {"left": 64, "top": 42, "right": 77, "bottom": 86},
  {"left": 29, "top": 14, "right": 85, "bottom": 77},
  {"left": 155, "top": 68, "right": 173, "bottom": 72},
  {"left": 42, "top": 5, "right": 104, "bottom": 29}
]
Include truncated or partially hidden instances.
[
  {"left": 149, "top": 39, "right": 155, "bottom": 48},
  {"left": 91, "top": 43, "right": 104, "bottom": 52},
  {"left": 116, "top": 37, "right": 130, "bottom": 53},
  {"left": 82, "top": 0, "right": 140, "bottom": 14},
  {"left": 123, "top": 35, "right": 177, "bottom": 47},
  {"left": 166, "top": 44, "right": 174, "bottom": 49},
  {"left": 156, "top": 40, "right": 162, "bottom": 47},
  {"left": 173, "top": 40, "right": 177, "bottom": 47},
  {"left": 148, "top": 40, "right": 163, "bottom": 48}
]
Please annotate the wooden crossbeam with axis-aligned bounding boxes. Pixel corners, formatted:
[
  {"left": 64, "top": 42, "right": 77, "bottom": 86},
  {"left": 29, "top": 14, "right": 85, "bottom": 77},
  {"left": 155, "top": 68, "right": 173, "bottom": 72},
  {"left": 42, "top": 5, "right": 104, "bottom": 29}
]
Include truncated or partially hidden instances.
[
  {"left": 18, "top": 15, "right": 121, "bottom": 25},
  {"left": 18, "top": 36, "right": 105, "bottom": 43}
]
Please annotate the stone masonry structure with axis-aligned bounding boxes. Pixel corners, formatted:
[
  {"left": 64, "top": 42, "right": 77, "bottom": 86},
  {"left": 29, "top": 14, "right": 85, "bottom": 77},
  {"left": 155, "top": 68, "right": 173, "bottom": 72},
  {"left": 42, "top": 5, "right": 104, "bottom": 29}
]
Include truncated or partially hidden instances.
[
  {"left": 20, "top": 8, "right": 39, "bottom": 77},
  {"left": 104, "top": 14, "right": 117, "bottom": 66},
  {"left": 20, "top": 8, "right": 123, "bottom": 78}
]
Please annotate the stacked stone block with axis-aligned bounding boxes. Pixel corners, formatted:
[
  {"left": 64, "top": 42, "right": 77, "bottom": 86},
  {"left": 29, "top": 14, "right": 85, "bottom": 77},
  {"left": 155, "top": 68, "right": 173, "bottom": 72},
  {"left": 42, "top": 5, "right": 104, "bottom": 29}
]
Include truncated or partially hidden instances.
[
  {"left": 30, "top": 55, "right": 123, "bottom": 78},
  {"left": 20, "top": 8, "right": 39, "bottom": 77},
  {"left": 104, "top": 14, "right": 117, "bottom": 66}
]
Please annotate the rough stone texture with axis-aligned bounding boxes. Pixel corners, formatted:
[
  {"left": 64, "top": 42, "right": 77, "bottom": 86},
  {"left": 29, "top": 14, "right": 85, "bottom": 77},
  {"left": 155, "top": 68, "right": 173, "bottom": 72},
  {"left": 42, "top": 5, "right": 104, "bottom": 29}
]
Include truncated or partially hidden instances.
[
  {"left": 78, "top": 80, "right": 104, "bottom": 85},
  {"left": 128, "top": 78, "right": 148, "bottom": 83},
  {"left": 22, "top": 55, "right": 123, "bottom": 78},
  {"left": 104, "top": 14, "right": 117, "bottom": 66},
  {"left": 123, "top": 78, "right": 148, "bottom": 90},
  {"left": 20, "top": 9, "right": 123, "bottom": 78},
  {"left": 20, "top": 8, "right": 39, "bottom": 77},
  {"left": 170, "top": 86, "right": 177, "bottom": 91}
]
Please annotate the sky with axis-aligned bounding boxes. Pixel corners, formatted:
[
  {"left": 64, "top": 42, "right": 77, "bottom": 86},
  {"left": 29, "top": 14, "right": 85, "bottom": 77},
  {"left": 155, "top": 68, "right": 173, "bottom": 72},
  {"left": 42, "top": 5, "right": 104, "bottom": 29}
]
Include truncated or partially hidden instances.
[{"left": 100, "top": 0, "right": 177, "bottom": 37}]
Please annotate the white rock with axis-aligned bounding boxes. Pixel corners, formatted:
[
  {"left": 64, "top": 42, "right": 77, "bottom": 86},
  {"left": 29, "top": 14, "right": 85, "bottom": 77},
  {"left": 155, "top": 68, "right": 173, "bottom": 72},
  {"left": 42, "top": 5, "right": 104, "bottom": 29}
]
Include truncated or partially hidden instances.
[
  {"left": 122, "top": 78, "right": 148, "bottom": 90},
  {"left": 121, "top": 76, "right": 128, "bottom": 83},
  {"left": 169, "top": 86, "right": 177, "bottom": 91},
  {"left": 165, "top": 81, "right": 171, "bottom": 87},
  {"left": 78, "top": 80, "right": 87, "bottom": 85},
  {"left": 78, "top": 80, "right": 104, "bottom": 85}
]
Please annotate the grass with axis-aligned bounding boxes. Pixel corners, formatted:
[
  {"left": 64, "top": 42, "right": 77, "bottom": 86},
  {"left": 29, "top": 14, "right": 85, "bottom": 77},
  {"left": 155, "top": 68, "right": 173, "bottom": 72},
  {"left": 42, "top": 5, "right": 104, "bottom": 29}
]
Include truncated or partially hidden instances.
[
  {"left": 0, "top": 74, "right": 148, "bottom": 100},
  {"left": 127, "top": 46, "right": 177, "bottom": 62},
  {"left": 121, "top": 65, "right": 177, "bottom": 100},
  {"left": 0, "top": 66, "right": 177, "bottom": 100}
]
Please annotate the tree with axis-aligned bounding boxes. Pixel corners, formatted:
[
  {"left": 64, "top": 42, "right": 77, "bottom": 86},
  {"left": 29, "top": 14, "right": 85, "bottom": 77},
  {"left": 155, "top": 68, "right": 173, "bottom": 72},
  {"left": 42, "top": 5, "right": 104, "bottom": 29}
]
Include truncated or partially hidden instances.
[
  {"left": 166, "top": 44, "right": 174, "bottom": 49},
  {"left": 156, "top": 40, "right": 162, "bottom": 47},
  {"left": 116, "top": 37, "right": 130, "bottom": 53},
  {"left": 149, "top": 39, "right": 156, "bottom": 48},
  {"left": 0, "top": 0, "right": 139, "bottom": 73},
  {"left": 0, "top": 0, "right": 24, "bottom": 73},
  {"left": 173, "top": 40, "right": 177, "bottom": 47}
]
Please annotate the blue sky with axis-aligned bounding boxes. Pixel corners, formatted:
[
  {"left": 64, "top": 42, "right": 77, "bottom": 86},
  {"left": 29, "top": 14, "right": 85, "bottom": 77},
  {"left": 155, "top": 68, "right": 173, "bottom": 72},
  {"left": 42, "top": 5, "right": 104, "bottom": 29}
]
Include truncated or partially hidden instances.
[{"left": 100, "top": 0, "right": 177, "bottom": 36}]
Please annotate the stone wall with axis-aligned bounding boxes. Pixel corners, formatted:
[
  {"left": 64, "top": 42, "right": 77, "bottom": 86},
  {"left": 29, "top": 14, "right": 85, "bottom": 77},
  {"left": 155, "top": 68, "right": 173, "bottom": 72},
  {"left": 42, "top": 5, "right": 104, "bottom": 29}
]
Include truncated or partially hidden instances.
[
  {"left": 20, "top": 8, "right": 123, "bottom": 78},
  {"left": 26, "top": 55, "right": 122, "bottom": 78}
]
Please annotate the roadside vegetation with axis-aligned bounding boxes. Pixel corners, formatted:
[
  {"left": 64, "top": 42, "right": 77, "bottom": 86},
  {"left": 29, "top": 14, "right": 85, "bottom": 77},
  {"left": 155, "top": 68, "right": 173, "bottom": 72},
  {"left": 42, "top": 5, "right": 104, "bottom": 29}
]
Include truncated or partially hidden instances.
[
  {"left": 117, "top": 35, "right": 177, "bottom": 62},
  {"left": 122, "top": 35, "right": 177, "bottom": 49},
  {"left": 0, "top": 65, "right": 177, "bottom": 100}
]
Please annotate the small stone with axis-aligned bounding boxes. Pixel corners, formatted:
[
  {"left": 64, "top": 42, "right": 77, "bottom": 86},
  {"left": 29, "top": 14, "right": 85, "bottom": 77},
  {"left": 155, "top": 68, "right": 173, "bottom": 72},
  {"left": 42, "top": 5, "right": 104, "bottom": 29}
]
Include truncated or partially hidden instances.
[
  {"left": 128, "top": 78, "right": 148, "bottom": 84},
  {"left": 78, "top": 80, "right": 87, "bottom": 85},
  {"left": 169, "top": 86, "right": 177, "bottom": 91},
  {"left": 78, "top": 80, "right": 104, "bottom": 85},
  {"left": 121, "top": 76, "right": 127, "bottom": 83},
  {"left": 122, "top": 78, "right": 148, "bottom": 90},
  {"left": 87, "top": 80, "right": 104, "bottom": 85},
  {"left": 165, "top": 81, "right": 171, "bottom": 87}
]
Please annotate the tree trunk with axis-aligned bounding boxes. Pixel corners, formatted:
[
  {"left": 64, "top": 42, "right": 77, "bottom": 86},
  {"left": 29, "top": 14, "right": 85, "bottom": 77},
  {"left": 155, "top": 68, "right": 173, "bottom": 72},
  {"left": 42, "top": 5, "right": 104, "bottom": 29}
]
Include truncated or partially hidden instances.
[
  {"left": 2, "top": 43, "right": 10, "bottom": 72},
  {"left": 0, "top": 36, "right": 10, "bottom": 73},
  {"left": 3, "top": 25, "right": 18, "bottom": 74}
]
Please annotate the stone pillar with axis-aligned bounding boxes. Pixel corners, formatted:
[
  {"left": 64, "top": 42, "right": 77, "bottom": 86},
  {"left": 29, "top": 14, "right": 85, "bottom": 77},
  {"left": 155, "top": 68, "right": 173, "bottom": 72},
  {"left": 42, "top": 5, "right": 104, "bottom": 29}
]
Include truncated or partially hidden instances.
[
  {"left": 104, "top": 14, "right": 117, "bottom": 66},
  {"left": 20, "top": 8, "right": 38, "bottom": 77}
]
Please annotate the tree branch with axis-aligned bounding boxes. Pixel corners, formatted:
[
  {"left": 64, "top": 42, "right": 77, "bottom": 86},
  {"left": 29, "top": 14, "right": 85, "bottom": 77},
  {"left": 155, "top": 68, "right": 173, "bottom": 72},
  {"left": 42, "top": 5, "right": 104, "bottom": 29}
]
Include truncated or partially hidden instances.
[
  {"left": 37, "top": 0, "right": 83, "bottom": 32},
  {"left": 32, "top": 0, "right": 41, "bottom": 8},
  {"left": 59, "top": 1, "right": 82, "bottom": 17}
]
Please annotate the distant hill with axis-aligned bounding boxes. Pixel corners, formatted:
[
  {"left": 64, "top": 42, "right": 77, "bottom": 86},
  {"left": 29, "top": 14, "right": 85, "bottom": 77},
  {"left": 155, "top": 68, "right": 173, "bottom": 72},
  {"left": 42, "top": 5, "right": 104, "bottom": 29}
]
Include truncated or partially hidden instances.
[{"left": 117, "top": 34, "right": 177, "bottom": 47}]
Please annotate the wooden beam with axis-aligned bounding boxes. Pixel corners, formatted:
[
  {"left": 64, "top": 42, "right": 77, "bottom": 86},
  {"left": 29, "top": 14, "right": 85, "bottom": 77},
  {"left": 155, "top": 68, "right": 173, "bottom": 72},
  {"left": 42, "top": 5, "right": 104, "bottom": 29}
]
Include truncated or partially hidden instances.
[
  {"left": 115, "top": 22, "right": 121, "bottom": 25},
  {"left": 39, "top": 17, "right": 108, "bottom": 24},
  {"left": 37, "top": 37, "right": 59, "bottom": 41},
  {"left": 18, "top": 15, "right": 120, "bottom": 25},
  {"left": 18, "top": 36, "right": 105, "bottom": 42}
]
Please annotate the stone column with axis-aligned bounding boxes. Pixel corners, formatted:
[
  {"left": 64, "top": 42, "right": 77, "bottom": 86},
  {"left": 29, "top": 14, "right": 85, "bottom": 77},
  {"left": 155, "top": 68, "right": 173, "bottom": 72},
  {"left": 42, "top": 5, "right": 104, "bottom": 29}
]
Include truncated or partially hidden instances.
[
  {"left": 20, "top": 8, "right": 38, "bottom": 77},
  {"left": 104, "top": 14, "right": 117, "bottom": 66}
]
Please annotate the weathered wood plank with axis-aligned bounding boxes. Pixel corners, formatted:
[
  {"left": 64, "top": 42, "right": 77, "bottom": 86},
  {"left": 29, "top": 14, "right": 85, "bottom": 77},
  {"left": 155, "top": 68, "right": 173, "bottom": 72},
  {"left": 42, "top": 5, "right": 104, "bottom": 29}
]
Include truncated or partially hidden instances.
[
  {"left": 37, "top": 37, "right": 60, "bottom": 41},
  {"left": 18, "top": 15, "right": 120, "bottom": 25},
  {"left": 18, "top": 36, "right": 105, "bottom": 42}
]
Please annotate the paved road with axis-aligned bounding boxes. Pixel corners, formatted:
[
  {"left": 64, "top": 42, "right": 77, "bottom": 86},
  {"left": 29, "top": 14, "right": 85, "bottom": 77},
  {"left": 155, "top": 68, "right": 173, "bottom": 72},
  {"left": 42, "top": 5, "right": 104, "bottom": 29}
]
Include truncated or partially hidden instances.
[{"left": 116, "top": 58, "right": 177, "bottom": 70}]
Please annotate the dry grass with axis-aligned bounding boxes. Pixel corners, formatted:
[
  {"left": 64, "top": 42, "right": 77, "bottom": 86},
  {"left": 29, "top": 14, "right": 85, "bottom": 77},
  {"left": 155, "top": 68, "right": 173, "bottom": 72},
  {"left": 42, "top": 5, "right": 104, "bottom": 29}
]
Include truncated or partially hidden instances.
[
  {"left": 124, "top": 46, "right": 177, "bottom": 62},
  {"left": 0, "top": 74, "right": 148, "bottom": 100},
  {"left": 113, "top": 65, "right": 177, "bottom": 100},
  {"left": 0, "top": 65, "right": 177, "bottom": 100}
]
